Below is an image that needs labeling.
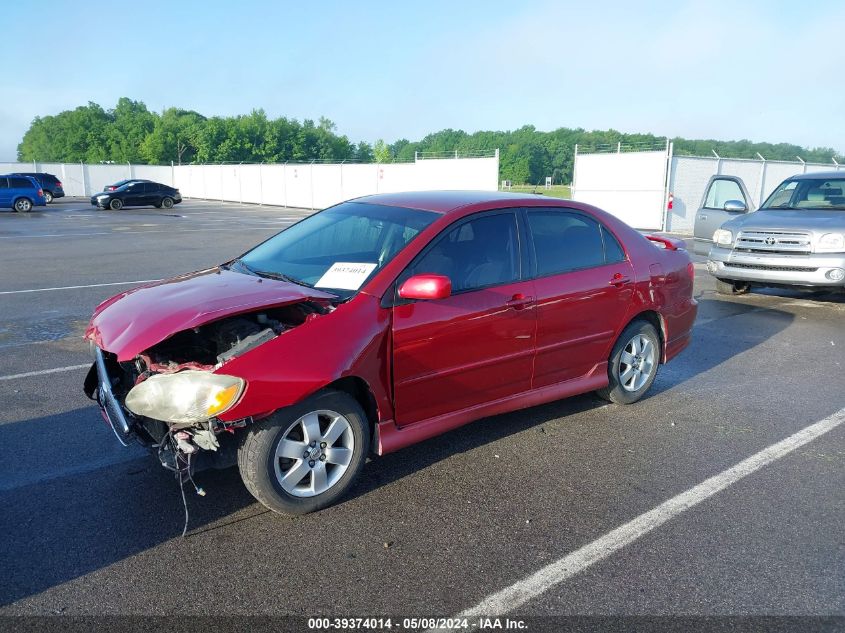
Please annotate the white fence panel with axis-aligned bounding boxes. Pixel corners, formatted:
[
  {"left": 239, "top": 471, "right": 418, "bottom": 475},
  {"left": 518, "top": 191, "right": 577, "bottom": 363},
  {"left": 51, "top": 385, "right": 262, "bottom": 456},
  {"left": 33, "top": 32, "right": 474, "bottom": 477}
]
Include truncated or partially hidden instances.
[
  {"left": 573, "top": 150, "right": 668, "bottom": 230},
  {"left": 1, "top": 155, "right": 499, "bottom": 208}
]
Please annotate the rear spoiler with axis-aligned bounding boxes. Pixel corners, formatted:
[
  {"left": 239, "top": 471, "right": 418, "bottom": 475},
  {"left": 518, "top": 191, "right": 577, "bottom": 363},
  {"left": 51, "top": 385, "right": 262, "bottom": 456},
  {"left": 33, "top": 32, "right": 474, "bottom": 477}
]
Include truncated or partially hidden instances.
[{"left": 644, "top": 234, "right": 686, "bottom": 251}]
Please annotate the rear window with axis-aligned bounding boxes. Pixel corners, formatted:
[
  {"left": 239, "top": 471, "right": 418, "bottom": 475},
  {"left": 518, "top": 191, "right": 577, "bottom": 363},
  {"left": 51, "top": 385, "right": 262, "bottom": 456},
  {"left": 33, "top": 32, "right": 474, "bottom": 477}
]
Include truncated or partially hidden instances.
[{"left": 527, "top": 210, "right": 609, "bottom": 275}]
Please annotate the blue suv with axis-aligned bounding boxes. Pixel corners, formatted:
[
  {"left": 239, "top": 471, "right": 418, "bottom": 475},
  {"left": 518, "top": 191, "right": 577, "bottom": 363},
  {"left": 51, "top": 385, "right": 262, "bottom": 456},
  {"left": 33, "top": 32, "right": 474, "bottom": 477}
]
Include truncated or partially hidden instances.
[{"left": 0, "top": 174, "right": 47, "bottom": 212}]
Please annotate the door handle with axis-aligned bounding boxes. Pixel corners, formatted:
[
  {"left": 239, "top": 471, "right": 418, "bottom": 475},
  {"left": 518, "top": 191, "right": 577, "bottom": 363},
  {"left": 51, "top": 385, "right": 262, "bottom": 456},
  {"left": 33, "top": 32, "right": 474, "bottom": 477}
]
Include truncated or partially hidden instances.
[
  {"left": 699, "top": 214, "right": 708, "bottom": 220},
  {"left": 506, "top": 293, "right": 534, "bottom": 309},
  {"left": 609, "top": 273, "right": 631, "bottom": 287}
]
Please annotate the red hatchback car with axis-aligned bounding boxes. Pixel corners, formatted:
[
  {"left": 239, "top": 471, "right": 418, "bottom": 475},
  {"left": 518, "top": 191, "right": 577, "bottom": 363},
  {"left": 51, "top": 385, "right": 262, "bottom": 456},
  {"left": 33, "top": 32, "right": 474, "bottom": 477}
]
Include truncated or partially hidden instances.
[{"left": 84, "top": 191, "right": 696, "bottom": 515}]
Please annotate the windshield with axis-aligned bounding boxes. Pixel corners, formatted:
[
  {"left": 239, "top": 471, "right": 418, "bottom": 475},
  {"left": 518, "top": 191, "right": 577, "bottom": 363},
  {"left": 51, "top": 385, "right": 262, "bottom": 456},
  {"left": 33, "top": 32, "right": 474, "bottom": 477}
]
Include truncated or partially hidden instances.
[
  {"left": 233, "top": 201, "right": 438, "bottom": 299},
  {"left": 761, "top": 178, "right": 845, "bottom": 210}
]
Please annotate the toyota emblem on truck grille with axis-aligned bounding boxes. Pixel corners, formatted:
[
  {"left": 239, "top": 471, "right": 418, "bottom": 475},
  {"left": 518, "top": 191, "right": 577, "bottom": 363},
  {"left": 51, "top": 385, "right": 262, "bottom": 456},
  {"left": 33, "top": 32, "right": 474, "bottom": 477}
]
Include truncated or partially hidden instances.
[{"left": 764, "top": 237, "right": 777, "bottom": 245}]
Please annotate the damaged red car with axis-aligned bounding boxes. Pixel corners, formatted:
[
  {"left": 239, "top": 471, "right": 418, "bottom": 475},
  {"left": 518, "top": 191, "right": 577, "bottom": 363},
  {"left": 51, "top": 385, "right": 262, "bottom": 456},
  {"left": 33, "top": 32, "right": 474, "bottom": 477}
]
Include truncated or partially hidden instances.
[{"left": 84, "top": 191, "right": 697, "bottom": 515}]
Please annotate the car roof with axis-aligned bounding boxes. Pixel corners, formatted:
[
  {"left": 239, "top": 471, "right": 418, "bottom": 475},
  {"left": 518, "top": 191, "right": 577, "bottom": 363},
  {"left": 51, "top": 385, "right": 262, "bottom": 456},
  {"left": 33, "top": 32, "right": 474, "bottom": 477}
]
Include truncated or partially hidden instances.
[
  {"left": 352, "top": 190, "right": 568, "bottom": 214},
  {"left": 789, "top": 171, "right": 845, "bottom": 180}
]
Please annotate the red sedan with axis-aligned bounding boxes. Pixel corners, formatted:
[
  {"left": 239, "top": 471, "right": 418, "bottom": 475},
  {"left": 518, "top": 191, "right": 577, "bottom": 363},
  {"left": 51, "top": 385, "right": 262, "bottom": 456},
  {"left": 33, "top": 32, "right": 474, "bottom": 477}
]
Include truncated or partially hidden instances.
[{"left": 84, "top": 191, "right": 696, "bottom": 515}]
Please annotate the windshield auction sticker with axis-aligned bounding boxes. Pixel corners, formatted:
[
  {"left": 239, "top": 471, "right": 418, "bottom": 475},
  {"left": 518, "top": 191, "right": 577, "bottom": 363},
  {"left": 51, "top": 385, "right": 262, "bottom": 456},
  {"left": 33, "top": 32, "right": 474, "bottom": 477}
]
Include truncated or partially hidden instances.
[{"left": 315, "top": 262, "right": 378, "bottom": 290}]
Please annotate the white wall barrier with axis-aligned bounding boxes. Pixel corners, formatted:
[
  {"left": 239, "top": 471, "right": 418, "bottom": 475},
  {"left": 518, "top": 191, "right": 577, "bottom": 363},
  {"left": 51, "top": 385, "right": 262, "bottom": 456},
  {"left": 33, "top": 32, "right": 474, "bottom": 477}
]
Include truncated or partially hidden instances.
[{"left": 0, "top": 155, "right": 499, "bottom": 208}]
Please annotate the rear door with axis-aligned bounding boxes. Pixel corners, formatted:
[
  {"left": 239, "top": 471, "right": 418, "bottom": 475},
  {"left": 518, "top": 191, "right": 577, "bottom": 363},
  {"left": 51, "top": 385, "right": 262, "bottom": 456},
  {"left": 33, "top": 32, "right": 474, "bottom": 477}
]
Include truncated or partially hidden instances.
[
  {"left": 391, "top": 210, "right": 536, "bottom": 426},
  {"left": 144, "top": 182, "right": 160, "bottom": 205},
  {"left": 525, "top": 208, "right": 634, "bottom": 386},
  {"left": 692, "top": 176, "right": 753, "bottom": 254}
]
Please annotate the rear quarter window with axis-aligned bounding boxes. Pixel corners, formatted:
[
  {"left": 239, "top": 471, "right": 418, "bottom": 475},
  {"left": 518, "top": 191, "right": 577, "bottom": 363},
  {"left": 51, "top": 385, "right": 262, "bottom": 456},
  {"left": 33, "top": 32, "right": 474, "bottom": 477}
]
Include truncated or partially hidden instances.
[{"left": 9, "top": 177, "right": 34, "bottom": 189}]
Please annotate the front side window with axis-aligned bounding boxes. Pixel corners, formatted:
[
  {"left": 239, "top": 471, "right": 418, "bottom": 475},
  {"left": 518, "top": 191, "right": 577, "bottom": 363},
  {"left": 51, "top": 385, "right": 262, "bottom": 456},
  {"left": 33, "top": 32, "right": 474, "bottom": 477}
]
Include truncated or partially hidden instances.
[
  {"left": 237, "top": 201, "right": 438, "bottom": 299},
  {"left": 409, "top": 212, "right": 520, "bottom": 293},
  {"left": 704, "top": 178, "right": 746, "bottom": 209},
  {"left": 527, "top": 210, "right": 608, "bottom": 275},
  {"left": 0, "top": 178, "right": 9, "bottom": 189},
  {"left": 761, "top": 178, "right": 845, "bottom": 210}
]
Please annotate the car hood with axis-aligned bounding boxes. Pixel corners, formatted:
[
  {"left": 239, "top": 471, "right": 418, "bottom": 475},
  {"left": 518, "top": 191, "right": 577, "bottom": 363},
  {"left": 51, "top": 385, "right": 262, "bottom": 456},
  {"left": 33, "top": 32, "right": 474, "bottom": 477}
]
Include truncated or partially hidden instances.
[
  {"left": 724, "top": 209, "right": 845, "bottom": 233},
  {"left": 86, "top": 268, "right": 336, "bottom": 361}
]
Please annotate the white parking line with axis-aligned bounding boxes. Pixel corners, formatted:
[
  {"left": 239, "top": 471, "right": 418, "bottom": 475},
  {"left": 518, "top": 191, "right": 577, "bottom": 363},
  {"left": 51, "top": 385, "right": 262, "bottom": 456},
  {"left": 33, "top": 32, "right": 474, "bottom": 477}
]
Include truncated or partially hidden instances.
[
  {"left": 0, "top": 280, "right": 160, "bottom": 295},
  {"left": 0, "top": 364, "right": 90, "bottom": 381},
  {"left": 440, "top": 406, "right": 845, "bottom": 622}
]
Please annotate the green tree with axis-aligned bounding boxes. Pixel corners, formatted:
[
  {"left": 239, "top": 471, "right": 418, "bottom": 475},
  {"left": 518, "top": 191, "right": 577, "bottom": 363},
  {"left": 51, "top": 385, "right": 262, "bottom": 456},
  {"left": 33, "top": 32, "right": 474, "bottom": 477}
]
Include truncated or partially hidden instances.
[
  {"left": 373, "top": 139, "right": 391, "bottom": 163},
  {"left": 140, "top": 108, "right": 205, "bottom": 164}
]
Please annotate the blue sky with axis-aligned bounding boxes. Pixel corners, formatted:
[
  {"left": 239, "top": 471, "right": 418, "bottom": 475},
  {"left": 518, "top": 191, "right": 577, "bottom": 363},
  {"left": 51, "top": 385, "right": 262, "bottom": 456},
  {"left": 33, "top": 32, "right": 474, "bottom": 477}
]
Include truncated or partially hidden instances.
[{"left": 2, "top": 0, "right": 844, "bottom": 160}]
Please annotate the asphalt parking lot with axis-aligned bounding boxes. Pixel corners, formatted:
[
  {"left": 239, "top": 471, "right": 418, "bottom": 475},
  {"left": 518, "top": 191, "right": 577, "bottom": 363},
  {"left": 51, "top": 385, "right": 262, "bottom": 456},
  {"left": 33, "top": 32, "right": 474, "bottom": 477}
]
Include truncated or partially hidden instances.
[{"left": 0, "top": 198, "right": 843, "bottom": 623}]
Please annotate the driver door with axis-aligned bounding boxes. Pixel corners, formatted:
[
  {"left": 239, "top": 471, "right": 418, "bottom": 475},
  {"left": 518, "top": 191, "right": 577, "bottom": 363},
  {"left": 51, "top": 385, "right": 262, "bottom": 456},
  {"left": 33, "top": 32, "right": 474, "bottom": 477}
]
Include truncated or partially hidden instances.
[
  {"left": 391, "top": 210, "right": 536, "bottom": 426},
  {"left": 692, "top": 176, "right": 753, "bottom": 254}
]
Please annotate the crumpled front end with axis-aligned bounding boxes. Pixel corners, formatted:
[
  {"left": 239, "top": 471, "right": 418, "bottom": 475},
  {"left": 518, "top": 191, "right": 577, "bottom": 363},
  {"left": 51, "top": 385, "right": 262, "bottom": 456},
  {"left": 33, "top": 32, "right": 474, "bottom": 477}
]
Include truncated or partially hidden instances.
[{"left": 83, "top": 299, "right": 329, "bottom": 474}]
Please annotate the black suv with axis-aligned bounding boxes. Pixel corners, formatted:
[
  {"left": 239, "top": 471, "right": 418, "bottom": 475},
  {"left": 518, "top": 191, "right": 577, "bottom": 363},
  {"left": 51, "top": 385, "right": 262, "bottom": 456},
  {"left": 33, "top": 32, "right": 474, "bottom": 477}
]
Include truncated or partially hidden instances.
[{"left": 12, "top": 173, "right": 64, "bottom": 203}]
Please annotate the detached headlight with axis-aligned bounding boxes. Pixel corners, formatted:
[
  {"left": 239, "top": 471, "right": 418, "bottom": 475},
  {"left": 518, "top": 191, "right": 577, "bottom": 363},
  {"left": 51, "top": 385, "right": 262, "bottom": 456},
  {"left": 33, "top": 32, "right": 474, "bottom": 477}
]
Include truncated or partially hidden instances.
[
  {"left": 713, "top": 229, "right": 733, "bottom": 246},
  {"left": 125, "top": 371, "right": 244, "bottom": 425},
  {"left": 817, "top": 233, "right": 845, "bottom": 252}
]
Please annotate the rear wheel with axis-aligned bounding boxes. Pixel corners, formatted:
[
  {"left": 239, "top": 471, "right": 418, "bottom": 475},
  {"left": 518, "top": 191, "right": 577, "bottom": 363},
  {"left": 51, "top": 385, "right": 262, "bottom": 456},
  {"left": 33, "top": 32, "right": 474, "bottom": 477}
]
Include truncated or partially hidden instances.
[
  {"left": 109, "top": 198, "right": 123, "bottom": 211},
  {"left": 161, "top": 197, "right": 174, "bottom": 209},
  {"left": 237, "top": 390, "right": 369, "bottom": 515},
  {"left": 715, "top": 278, "right": 750, "bottom": 295},
  {"left": 597, "top": 320, "right": 660, "bottom": 404},
  {"left": 14, "top": 198, "right": 32, "bottom": 213},
  {"left": 44, "top": 191, "right": 53, "bottom": 204}
]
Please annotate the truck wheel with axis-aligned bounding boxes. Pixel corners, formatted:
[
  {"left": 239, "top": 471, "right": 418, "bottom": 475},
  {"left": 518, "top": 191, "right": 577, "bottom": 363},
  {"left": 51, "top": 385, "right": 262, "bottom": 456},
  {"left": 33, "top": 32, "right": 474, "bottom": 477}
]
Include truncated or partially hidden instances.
[
  {"left": 237, "top": 390, "right": 370, "bottom": 515},
  {"left": 596, "top": 319, "right": 660, "bottom": 405},
  {"left": 716, "top": 279, "right": 750, "bottom": 295}
]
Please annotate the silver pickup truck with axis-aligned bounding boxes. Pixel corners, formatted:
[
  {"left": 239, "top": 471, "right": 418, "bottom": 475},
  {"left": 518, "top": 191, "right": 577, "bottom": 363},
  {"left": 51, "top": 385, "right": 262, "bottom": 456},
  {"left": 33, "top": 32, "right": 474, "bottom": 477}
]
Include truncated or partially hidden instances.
[{"left": 692, "top": 171, "right": 845, "bottom": 295}]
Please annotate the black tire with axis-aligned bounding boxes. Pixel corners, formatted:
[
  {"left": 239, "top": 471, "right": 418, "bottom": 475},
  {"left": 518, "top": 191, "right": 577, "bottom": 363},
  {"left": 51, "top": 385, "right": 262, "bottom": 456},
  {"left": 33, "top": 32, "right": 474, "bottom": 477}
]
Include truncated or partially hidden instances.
[
  {"left": 109, "top": 198, "right": 123, "bottom": 211},
  {"left": 14, "top": 198, "right": 32, "bottom": 213},
  {"left": 237, "top": 389, "right": 370, "bottom": 515},
  {"left": 596, "top": 319, "right": 660, "bottom": 405},
  {"left": 715, "top": 278, "right": 750, "bottom": 295},
  {"left": 161, "top": 196, "right": 174, "bottom": 209},
  {"left": 44, "top": 191, "right": 53, "bottom": 204}
]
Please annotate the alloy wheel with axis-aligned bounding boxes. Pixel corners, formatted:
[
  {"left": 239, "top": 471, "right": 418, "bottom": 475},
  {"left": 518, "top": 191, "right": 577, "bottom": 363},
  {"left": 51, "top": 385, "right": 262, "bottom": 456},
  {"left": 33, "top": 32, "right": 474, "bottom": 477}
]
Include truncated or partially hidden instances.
[
  {"left": 273, "top": 409, "right": 354, "bottom": 498},
  {"left": 618, "top": 333, "right": 656, "bottom": 392}
]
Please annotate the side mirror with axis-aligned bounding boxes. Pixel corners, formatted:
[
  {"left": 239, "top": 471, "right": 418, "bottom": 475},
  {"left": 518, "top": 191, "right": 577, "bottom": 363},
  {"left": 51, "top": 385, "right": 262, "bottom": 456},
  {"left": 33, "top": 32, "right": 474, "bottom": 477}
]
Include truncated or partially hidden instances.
[
  {"left": 723, "top": 199, "right": 747, "bottom": 212},
  {"left": 398, "top": 274, "right": 452, "bottom": 301}
]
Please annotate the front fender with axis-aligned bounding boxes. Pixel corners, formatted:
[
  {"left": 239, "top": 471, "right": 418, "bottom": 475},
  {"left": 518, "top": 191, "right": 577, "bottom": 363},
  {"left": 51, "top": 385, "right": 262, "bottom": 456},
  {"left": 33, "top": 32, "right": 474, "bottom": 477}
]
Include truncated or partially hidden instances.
[{"left": 217, "top": 293, "right": 392, "bottom": 423}]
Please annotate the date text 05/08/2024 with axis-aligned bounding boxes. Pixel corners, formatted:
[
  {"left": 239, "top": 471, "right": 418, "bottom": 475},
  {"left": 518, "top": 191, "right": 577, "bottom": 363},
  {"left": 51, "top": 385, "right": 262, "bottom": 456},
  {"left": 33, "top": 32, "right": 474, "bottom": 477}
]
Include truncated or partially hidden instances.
[{"left": 307, "top": 617, "right": 528, "bottom": 630}]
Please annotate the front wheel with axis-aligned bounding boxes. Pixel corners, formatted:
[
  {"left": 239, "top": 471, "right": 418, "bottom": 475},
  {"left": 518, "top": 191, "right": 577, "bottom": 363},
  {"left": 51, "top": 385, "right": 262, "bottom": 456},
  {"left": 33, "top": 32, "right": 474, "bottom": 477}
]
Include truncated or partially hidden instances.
[
  {"left": 237, "top": 390, "right": 370, "bottom": 515},
  {"left": 109, "top": 198, "right": 123, "bottom": 211},
  {"left": 716, "top": 278, "right": 750, "bottom": 295},
  {"left": 161, "top": 196, "right": 174, "bottom": 209},
  {"left": 596, "top": 320, "right": 660, "bottom": 405},
  {"left": 14, "top": 198, "right": 32, "bottom": 213}
]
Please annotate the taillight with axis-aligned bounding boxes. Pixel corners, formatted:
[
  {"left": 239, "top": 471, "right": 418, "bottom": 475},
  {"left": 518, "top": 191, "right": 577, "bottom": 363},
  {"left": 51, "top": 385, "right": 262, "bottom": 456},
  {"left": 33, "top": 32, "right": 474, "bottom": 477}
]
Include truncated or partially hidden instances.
[
  {"left": 38, "top": 189, "right": 44, "bottom": 197},
  {"left": 687, "top": 262, "right": 695, "bottom": 280},
  {"left": 56, "top": 182, "right": 62, "bottom": 188}
]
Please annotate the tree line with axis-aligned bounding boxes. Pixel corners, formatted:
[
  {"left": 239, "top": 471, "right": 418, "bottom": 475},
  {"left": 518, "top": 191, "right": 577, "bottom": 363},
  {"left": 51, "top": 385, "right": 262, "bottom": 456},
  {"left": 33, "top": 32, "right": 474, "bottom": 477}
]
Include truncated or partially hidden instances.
[{"left": 17, "top": 98, "right": 845, "bottom": 185}]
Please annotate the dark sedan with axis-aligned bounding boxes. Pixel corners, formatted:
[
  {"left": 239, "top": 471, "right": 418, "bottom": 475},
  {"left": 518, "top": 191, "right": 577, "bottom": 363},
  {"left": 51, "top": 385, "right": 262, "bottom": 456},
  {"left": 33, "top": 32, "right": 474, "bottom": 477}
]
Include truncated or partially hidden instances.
[{"left": 91, "top": 181, "right": 182, "bottom": 210}]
